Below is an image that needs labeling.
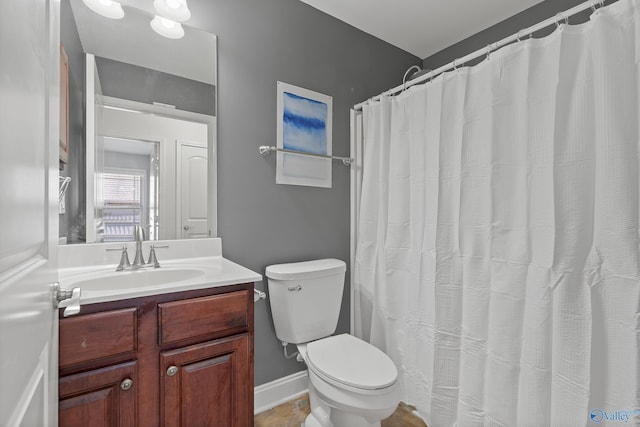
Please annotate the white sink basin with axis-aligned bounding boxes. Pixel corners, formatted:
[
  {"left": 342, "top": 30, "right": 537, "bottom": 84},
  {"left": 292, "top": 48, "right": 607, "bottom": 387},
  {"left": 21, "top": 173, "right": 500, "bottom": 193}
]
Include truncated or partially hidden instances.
[
  {"left": 57, "top": 258, "right": 256, "bottom": 307},
  {"left": 57, "top": 239, "right": 263, "bottom": 308},
  {"left": 69, "top": 267, "right": 209, "bottom": 292}
]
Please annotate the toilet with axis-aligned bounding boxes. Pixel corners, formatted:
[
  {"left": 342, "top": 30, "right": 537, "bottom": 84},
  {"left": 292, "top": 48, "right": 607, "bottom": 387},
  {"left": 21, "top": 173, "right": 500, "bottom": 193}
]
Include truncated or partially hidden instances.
[{"left": 266, "top": 259, "right": 401, "bottom": 427}]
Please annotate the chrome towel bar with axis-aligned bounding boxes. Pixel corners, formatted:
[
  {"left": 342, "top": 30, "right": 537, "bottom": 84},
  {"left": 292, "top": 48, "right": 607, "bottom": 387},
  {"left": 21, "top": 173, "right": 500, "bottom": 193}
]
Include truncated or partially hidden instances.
[{"left": 259, "top": 145, "right": 353, "bottom": 166}]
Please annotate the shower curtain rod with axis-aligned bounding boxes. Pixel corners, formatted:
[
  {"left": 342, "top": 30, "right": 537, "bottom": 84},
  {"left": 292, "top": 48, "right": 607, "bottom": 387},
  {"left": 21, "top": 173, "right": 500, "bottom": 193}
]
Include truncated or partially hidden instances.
[{"left": 353, "top": 0, "right": 605, "bottom": 111}]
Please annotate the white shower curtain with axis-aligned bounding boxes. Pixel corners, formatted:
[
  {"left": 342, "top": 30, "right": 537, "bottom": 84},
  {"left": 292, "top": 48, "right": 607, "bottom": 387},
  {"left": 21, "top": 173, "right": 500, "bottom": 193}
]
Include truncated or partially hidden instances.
[{"left": 353, "top": 1, "right": 640, "bottom": 426}]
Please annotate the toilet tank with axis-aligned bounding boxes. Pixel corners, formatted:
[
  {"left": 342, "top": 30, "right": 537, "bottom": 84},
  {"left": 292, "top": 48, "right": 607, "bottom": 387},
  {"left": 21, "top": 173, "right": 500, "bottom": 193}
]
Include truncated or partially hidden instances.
[{"left": 266, "top": 259, "right": 346, "bottom": 344}]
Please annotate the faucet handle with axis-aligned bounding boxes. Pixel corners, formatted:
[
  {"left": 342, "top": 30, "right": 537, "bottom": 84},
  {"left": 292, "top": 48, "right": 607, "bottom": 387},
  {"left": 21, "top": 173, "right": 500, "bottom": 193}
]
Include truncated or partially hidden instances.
[
  {"left": 147, "top": 245, "right": 168, "bottom": 268},
  {"left": 107, "top": 246, "right": 131, "bottom": 271},
  {"left": 117, "top": 247, "right": 131, "bottom": 271},
  {"left": 148, "top": 246, "right": 160, "bottom": 268}
]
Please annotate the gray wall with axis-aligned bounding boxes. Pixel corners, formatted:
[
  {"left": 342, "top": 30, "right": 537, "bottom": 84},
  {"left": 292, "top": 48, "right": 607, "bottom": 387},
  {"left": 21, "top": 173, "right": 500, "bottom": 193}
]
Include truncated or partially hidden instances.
[
  {"left": 184, "top": 0, "right": 419, "bottom": 386},
  {"left": 95, "top": 57, "right": 216, "bottom": 116},
  {"left": 423, "top": 0, "right": 617, "bottom": 70}
]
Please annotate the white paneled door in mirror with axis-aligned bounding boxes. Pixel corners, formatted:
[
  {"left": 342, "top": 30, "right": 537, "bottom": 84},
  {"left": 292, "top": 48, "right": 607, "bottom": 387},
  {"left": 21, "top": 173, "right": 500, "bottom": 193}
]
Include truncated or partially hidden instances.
[{"left": 177, "top": 142, "right": 209, "bottom": 239}]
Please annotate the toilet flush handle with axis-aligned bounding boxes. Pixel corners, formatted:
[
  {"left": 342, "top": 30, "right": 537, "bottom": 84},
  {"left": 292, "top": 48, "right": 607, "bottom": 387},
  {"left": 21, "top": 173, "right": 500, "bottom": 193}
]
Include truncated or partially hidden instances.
[
  {"left": 288, "top": 285, "right": 302, "bottom": 292},
  {"left": 253, "top": 289, "right": 266, "bottom": 302}
]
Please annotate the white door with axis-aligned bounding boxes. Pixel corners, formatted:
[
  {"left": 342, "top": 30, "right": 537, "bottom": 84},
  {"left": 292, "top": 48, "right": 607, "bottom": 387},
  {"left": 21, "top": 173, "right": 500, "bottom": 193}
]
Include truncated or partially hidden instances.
[
  {"left": 177, "top": 143, "right": 209, "bottom": 239},
  {"left": 0, "top": 0, "right": 60, "bottom": 425}
]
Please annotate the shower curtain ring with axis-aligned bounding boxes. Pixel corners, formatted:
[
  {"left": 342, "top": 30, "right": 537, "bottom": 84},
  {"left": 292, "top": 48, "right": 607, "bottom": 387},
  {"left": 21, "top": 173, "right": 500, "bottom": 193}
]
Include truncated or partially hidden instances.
[
  {"left": 592, "top": 0, "right": 604, "bottom": 12},
  {"left": 555, "top": 12, "right": 568, "bottom": 28},
  {"left": 486, "top": 44, "right": 492, "bottom": 60},
  {"left": 453, "top": 59, "right": 459, "bottom": 70}
]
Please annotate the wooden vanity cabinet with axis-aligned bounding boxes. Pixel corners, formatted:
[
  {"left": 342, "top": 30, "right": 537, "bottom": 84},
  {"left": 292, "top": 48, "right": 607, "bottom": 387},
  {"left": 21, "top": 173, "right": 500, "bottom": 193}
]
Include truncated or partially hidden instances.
[
  {"left": 58, "top": 283, "right": 255, "bottom": 427},
  {"left": 160, "top": 335, "right": 250, "bottom": 427},
  {"left": 59, "top": 361, "right": 138, "bottom": 427}
]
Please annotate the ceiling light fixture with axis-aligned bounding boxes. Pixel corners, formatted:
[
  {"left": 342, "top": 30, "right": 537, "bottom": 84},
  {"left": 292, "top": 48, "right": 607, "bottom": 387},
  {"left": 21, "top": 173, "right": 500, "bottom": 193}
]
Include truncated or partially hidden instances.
[
  {"left": 150, "top": 15, "right": 185, "bottom": 39},
  {"left": 81, "top": 0, "right": 124, "bottom": 19},
  {"left": 153, "top": 0, "right": 191, "bottom": 22}
]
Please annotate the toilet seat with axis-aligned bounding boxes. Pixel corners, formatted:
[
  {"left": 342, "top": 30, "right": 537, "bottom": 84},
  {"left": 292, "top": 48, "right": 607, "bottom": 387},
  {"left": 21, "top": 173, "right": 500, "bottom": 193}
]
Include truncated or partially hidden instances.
[{"left": 305, "top": 334, "right": 398, "bottom": 391}]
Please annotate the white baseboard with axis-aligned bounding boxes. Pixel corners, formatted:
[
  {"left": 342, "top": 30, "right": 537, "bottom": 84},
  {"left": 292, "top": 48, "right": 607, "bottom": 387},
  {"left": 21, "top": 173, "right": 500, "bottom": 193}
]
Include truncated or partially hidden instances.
[{"left": 254, "top": 370, "right": 309, "bottom": 415}]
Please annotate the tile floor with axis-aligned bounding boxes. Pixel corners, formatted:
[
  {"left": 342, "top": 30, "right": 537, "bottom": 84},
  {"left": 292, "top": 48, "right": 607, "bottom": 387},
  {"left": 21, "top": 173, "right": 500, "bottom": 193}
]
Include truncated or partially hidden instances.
[{"left": 254, "top": 394, "right": 428, "bottom": 427}]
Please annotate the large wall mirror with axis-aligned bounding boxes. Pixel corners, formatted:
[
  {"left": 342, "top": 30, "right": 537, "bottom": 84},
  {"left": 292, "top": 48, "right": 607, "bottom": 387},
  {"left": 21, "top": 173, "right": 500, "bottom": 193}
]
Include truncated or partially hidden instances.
[{"left": 60, "top": 0, "right": 217, "bottom": 244}]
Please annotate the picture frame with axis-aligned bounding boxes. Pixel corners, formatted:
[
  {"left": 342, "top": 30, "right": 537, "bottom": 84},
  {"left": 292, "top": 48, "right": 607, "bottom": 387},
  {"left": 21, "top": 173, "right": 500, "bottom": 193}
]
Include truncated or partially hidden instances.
[{"left": 276, "top": 81, "right": 333, "bottom": 188}]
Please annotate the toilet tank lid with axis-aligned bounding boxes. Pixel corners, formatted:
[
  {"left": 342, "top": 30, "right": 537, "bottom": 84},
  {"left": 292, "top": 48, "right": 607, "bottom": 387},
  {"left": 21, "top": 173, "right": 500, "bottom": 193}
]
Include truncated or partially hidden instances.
[{"left": 266, "top": 259, "right": 346, "bottom": 281}]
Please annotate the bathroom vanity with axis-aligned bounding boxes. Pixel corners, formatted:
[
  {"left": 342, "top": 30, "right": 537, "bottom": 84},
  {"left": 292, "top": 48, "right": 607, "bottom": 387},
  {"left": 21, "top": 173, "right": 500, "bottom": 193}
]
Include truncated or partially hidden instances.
[{"left": 57, "top": 238, "right": 261, "bottom": 427}]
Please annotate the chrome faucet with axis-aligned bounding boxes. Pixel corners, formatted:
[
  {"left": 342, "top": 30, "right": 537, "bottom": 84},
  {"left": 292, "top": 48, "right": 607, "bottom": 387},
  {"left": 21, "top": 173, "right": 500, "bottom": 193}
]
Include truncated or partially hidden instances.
[
  {"left": 107, "top": 226, "right": 168, "bottom": 271},
  {"left": 132, "top": 225, "right": 147, "bottom": 267}
]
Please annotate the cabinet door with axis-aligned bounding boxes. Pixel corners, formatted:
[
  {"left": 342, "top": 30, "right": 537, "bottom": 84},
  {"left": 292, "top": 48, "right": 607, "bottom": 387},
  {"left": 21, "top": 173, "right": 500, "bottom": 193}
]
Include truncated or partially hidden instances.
[
  {"left": 161, "top": 334, "right": 250, "bottom": 427},
  {"left": 59, "top": 361, "right": 137, "bottom": 427}
]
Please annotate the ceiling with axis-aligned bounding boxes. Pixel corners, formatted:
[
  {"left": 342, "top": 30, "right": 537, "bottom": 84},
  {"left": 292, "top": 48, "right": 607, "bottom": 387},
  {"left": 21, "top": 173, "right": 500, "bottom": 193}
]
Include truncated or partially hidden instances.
[{"left": 298, "top": 0, "right": 544, "bottom": 59}]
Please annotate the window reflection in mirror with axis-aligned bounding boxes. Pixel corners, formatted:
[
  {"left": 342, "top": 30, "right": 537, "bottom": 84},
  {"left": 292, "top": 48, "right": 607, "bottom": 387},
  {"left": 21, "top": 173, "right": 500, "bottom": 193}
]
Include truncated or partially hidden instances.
[{"left": 100, "top": 138, "right": 159, "bottom": 243}]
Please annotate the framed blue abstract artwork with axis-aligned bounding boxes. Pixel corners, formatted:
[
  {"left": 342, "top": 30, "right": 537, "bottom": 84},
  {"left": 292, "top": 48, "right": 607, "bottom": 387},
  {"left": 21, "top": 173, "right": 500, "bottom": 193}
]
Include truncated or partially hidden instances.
[{"left": 276, "top": 81, "right": 333, "bottom": 188}]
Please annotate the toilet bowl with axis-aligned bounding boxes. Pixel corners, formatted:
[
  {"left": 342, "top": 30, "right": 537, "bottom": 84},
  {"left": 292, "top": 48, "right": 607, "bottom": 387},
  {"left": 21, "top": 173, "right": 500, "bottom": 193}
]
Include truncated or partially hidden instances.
[
  {"left": 265, "top": 259, "right": 402, "bottom": 427},
  {"left": 298, "top": 334, "right": 401, "bottom": 427}
]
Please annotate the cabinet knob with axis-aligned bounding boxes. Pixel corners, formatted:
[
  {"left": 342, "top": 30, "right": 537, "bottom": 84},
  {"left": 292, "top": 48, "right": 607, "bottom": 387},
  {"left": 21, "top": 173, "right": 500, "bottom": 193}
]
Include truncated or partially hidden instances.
[
  {"left": 120, "top": 378, "right": 134, "bottom": 391},
  {"left": 183, "top": 225, "right": 190, "bottom": 231},
  {"left": 166, "top": 366, "right": 179, "bottom": 377}
]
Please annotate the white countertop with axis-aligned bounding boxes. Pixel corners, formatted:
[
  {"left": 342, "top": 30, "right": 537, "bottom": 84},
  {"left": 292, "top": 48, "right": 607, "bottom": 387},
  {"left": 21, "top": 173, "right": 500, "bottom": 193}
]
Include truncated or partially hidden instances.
[{"left": 58, "top": 238, "right": 263, "bottom": 307}]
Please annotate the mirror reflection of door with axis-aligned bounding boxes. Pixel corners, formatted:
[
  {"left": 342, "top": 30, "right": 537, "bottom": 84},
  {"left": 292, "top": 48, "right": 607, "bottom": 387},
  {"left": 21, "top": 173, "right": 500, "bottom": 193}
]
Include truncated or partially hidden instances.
[
  {"left": 177, "top": 142, "right": 208, "bottom": 239},
  {"left": 100, "top": 138, "right": 160, "bottom": 242},
  {"left": 91, "top": 97, "right": 209, "bottom": 242}
]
